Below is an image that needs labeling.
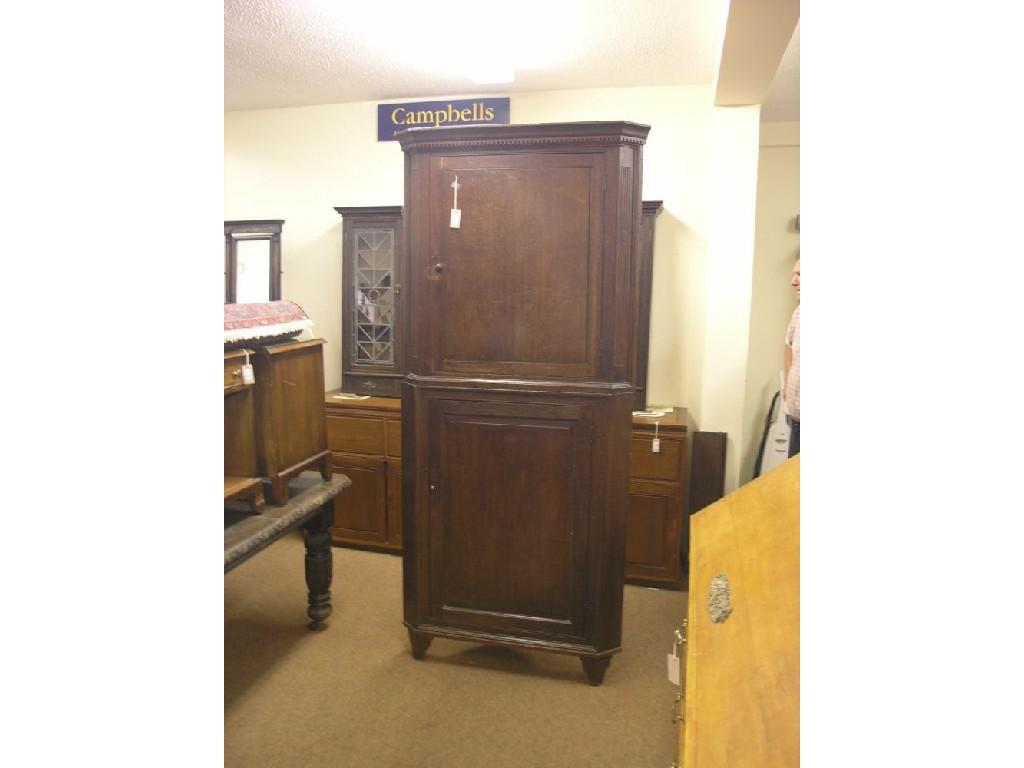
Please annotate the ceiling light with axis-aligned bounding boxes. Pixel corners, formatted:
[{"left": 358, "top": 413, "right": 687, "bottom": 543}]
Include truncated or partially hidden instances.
[{"left": 331, "top": 0, "right": 582, "bottom": 84}]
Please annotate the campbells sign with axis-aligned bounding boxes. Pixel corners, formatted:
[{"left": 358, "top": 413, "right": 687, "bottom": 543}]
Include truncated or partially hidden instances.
[{"left": 377, "top": 97, "right": 510, "bottom": 141}]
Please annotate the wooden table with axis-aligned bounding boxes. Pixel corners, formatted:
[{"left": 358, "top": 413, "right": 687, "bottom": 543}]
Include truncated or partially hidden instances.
[{"left": 225, "top": 474, "right": 351, "bottom": 629}]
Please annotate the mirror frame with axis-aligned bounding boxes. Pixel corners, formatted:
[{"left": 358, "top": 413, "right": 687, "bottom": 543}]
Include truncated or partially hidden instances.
[{"left": 224, "top": 219, "right": 284, "bottom": 303}]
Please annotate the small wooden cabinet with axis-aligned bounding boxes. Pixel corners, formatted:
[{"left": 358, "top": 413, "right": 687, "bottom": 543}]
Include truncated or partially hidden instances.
[
  {"left": 324, "top": 393, "right": 402, "bottom": 552},
  {"left": 627, "top": 409, "right": 692, "bottom": 589}
]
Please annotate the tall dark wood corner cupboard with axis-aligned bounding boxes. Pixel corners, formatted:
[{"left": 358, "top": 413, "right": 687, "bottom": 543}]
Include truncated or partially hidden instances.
[
  {"left": 397, "top": 121, "right": 650, "bottom": 686},
  {"left": 334, "top": 206, "right": 405, "bottom": 397}
]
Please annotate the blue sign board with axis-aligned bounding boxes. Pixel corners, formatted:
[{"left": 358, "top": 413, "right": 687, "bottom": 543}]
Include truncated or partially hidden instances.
[{"left": 378, "top": 97, "right": 511, "bottom": 141}]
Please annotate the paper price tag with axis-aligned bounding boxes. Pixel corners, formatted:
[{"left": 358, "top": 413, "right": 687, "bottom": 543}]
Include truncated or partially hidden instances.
[
  {"left": 241, "top": 364, "right": 255, "bottom": 385},
  {"left": 667, "top": 652, "right": 680, "bottom": 685},
  {"left": 450, "top": 175, "right": 462, "bottom": 228},
  {"left": 652, "top": 437, "right": 660, "bottom": 453}
]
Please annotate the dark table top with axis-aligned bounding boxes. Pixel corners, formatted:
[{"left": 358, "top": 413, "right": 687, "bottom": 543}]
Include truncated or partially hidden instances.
[{"left": 224, "top": 474, "right": 350, "bottom": 573}]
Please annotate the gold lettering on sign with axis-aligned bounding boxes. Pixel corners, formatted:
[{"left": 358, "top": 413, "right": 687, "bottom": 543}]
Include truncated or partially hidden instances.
[{"left": 389, "top": 102, "right": 502, "bottom": 131}]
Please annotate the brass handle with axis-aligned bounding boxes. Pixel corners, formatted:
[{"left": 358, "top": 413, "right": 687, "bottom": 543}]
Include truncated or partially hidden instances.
[
  {"left": 231, "top": 369, "right": 242, "bottom": 377},
  {"left": 674, "top": 619, "right": 688, "bottom": 647},
  {"left": 365, "top": 381, "right": 376, "bottom": 390},
  {"left": 433, "top": 263, "right": 444, "bottom": 273}
]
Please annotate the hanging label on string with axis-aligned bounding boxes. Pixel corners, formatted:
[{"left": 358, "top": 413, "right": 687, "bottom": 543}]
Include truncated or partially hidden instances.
[
  {"left": 241, "top": 350, "right": 255, "bottom": 385},
  {"left": 450, "top": 175, "right": 462, "bottom": 228}
]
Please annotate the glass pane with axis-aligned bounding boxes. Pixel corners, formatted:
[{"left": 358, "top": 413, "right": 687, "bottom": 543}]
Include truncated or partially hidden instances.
[
  {"left": 352, "top": 227, "right": 395, "bottom": 365},
  {"left": 235, "top": 238, "right": 271, "bottom": 303}
]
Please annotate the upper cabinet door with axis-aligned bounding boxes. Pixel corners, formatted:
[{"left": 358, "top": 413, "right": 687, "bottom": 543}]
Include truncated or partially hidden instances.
[
  {"left": 425, "top": 152, "right": 606, "bottom": 379},
  {"left": 401, "top": 121, "right": 649, "bottom": 384}
]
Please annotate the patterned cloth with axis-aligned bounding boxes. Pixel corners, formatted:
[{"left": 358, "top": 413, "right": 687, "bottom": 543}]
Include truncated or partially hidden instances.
[
  {"left": 224, "top": 300, "right": 313, "bottom": 344},
  {"left": 784, "top": 305, "right": 800, "bottom": 421}
]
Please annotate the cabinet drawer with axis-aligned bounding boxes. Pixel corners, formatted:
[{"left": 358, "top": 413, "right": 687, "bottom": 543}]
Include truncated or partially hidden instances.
[
  {"left": 326, "top": 414, "right": 385, "bottom": 455},
  {"left": 630, "top": 436, "right": 683, "bottom": 482}
]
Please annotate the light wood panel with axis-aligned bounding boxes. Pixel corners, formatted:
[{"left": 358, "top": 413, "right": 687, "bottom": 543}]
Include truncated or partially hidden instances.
[{"left": 681, "top": 456, "right": 799, "bottom": 767}]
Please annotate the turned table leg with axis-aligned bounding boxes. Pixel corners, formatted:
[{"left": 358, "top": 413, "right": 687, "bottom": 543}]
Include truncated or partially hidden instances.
[
  {"left": 407, "top": 628, "right": 433, "bottom": 660},
  {"left": 303, "top": 504, "right": 334, "bottom": 630},
  {"left": 581, "top": 655, "right": 612, "bottom": 686}
]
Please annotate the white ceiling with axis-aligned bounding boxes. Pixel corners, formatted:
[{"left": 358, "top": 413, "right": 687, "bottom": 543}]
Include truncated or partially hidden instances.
[{"left": 225, "top": 0, "right": 798, "bottom": 122}]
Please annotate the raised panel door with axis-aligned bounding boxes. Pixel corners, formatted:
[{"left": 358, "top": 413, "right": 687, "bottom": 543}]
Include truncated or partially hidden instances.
[
  {"left": 626, "top": 479, "right": 683, "bottom": 587},
  {"left": 329, "top": 453, "right": 387, "bottom": 546},
  {"left": 422, "top": 153, "right": 605, "bottom": 379},
  {"left": 426, "top": 397, "right": 593, "bottom": 640}
]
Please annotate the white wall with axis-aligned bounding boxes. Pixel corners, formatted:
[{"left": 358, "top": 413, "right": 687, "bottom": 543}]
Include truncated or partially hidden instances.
[
  {"left": 740, "top": 121, "right": 800, "bottom": 484},
  {"left": 698, "top": 106, "right": 763, "bottom": 490},
  {"left": 225, "top": 85, "right": 764, "bottom": 490}
]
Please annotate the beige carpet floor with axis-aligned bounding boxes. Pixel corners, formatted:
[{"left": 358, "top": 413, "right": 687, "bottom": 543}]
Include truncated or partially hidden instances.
[{"left": 225, "top": 533, "right": 687, "bottom": 767}]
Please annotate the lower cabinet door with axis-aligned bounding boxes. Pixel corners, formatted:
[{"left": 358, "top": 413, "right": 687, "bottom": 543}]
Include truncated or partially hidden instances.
[
  {"left": 625, "top": 479, "right": 684, "bottom": 589},
  {"left": 425, "top": 397, "right": 595, "bottom": 641},
  {"left": 329, "top": 452, "right": 388, "bottom": 546}
]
